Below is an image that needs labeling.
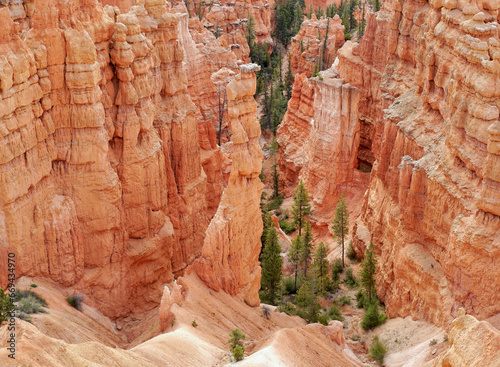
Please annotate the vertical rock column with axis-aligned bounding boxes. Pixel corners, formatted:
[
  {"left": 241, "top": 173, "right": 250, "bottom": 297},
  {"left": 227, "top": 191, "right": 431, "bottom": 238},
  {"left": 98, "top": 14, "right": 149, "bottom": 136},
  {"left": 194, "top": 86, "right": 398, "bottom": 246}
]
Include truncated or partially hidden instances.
[{"left": 193, "top": 64, "right": 263, "bottom": 307}]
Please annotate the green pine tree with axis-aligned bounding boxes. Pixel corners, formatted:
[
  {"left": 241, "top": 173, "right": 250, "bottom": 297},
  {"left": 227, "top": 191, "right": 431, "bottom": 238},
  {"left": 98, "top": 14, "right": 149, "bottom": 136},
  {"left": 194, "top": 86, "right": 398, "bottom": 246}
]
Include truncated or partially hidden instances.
[
  {"left": 360, "top": 242, "right": 377, "bottom": 303},
  {"left": 313, "top": 242, "right": 329, "bottom": 294},
  {"left": 288, "top": 235, "right": 302, "bottom": 292},
  {"left": 301, "top": 221, "right": 314, "bottom": 278},
  {"left": 296, "top": 277, "right": 321, "bottom": 323},
  {"left": 0, "top": 289, "right": 14, "bottom": 324},
  {"left": 291, "top": 180, "right": 311, "bottom": 236},
  {"left": 261, "top": 227, "right": 283, "bottom": 305},
  {"left": 271, "top": 162, "right": 281, "bottom": 199},
  {"left": 331, "top": 193, "right": 349, "bottom": 267},
  {"left": 246, "top": 13, "right": 256, "bottom": 47},
  {"left": 285, "top": 55, "right": 294, "bottom": 100},
  {"left": 228, "top": 328, "right": 246, "bottom": 361}
]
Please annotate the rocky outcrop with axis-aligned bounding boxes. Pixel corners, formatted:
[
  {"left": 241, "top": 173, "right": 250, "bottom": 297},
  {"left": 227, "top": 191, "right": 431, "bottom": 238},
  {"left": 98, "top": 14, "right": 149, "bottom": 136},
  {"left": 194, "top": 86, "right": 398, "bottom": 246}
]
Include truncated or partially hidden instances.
[
  {"left": 276, "top": 73, "right": 315, "bottom": 195},
  {"left": 289, "top": 14, "right": 345, "bottom": 77},
  {"left": 193, "top": 64, "right": 263, "bottom": 307},
  {"left": 432, "top": 309, "right": 500, "bottom": 367},
  {"left": 277, "top": 68, "right": 369, "bottom": 223},
  {"left": 336, "top": 0, "right": 500, "bottom": 326},
  {"left": 0, "top": 0, "right": 247, "bottom": 318}
]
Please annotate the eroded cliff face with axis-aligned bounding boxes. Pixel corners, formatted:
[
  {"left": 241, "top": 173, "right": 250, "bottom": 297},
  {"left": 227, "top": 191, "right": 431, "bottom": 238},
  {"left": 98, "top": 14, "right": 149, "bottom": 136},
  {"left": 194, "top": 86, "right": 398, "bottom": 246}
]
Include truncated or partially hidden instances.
[
  {"left": 0, "top": 0, "right": 260, "bottom": 318},
  {"left": 289, "top": 14, "right": 345, "bottom": 77},
  {"left": 336, "top": 0, "right": 500, "bottom": 326},
  {"left": 193, "top": 64, "right": 263, "bottom": 307}
]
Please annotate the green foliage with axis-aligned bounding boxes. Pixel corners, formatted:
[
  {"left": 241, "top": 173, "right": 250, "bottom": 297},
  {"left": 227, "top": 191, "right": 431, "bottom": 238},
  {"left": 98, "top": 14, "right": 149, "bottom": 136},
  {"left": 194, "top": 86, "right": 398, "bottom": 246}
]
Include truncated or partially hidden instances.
[
  {"left": 30, "top": 284, "right": 38, "bottom": 288},
  {"left": 361, "top": 302, "right": 387, "bottom": 330},
  {"left": 260, "top": 227, "right": 283, "bottom": 305},
  {"left": 288, "top": 235, "right": 302, "bottom": 291},
  {"left": 346, "top": 241, "right": 358, "bottom": 261},
  {"left": 356, "top": 290, "right": 368, "bottom": 309},
  {"left": 331, "top": 194, "right": 349, "bottom": 267},
  {"left": 285, "top": 56, "right": 294, "bottom": 100},
  {"left": 245, "top": 13, "right": 256, "bottom": 46},
  {"left": 443, "top": 335, "right": 449, "bottom": 342},
  {"left": 301, "top": 221, "right": 314, "bottom": 278},
  {"left": 279, "top": 218, "right": 296, "bottom": 234},
  {"left": 313, "top": 242, "right": 330, "bottom": 294},
  {"left": 283, "top": 276, "right": 297, "bottom": 295},
  {"left": 331, "top": 258, "right": 343, "bottom": 283},
  {"left": 344, "top": 267, "right": 357, "bottom": 287},
  {"left": 295, "top": 278, "right": 321, "bottom": 323},
  {"left": 292, "top": 180, "right": 311, "bottom": 236},
  {"left": 327, "top": 303, "right": 344, "bottom": 321},
  {"left": 0, "top": 289, "right": 15, "bottom": 324},
  {"left": 312, "top": 63, "right": 320, "bottom": 77},
  {"left": 307, "top": 4, "right": 313, "bottom": 19},
  {"left": 192, "top": 320, "right": 198, "bottom": 327},
  {"left": 315, "top": 6, "right": 324, "bottom": 19},
  {"left": 360, "top": 242, "right": 377, "bottom": 303},
  {"left": 66, "top": 295, "right": 83, "bottom": 311},
  {"left": 351, "top": 334, "right": 361, "bottom": 341},
  {"left": 266, "top": 195, "right": 284, "bottom": 211},
  {"left": 213, "top": 19, "right": 221, "bottom": 38},
  {"left": 13, "top": 290, "right": 47, "bottom": 307},
  {"left": 326, "top": 4, "right": 338, "bottom": 17},
  {"left": 357, "top": 5, "right": 367, "bottom": 37},
  {"left": 430, "top": 339, "right": 437, "bottom": 346},
  {"left": 228, "top": 328, "right": 246, "bottom": 361},
  {"left": 271, "top": 162, "right": 281, "bottom": 199},
  {"left": 339, "top": 295, "right": 351, "bottom": 306},
  {"left": 369, "top": 336, "right": 387, "bottom": 365},
  {"left": 273, "top": 0, "right": 304, "bottom": 46},
  {"left": 371, "top": 0, "right": 381, "bottom": 12}
]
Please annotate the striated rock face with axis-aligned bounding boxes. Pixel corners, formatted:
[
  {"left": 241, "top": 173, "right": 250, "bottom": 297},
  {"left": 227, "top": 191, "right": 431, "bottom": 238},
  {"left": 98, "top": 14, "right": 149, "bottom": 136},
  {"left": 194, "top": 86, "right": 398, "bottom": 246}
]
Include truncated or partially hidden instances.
[
  {"left": 193, "top": 64, "right": 263, "bottom": 307},
  {"left": 289, "top": 14, "right": 345, "bottom": 77},
  {"left": 277, "top": 68, "right": 369, "bottom": 223},
  {"left": 432, "top": 310, "right": 500, "bottom": 367},
  {"left": 0, "top": 0, "right": 253, "bottom": 318},
  {"left": 336, "top": 0, "right": 500, "bottom": 326},
  {"left": 276, "top": 73, "right": 315, "bottom": 195}
]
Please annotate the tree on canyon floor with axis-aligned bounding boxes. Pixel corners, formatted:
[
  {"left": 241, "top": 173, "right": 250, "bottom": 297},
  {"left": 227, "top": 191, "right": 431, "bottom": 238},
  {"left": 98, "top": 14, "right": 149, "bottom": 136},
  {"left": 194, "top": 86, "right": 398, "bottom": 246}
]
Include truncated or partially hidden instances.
[
  {"left": 360, "top": 242, "right": 377, "bottom": 303},
  {"left": 295, "top": 277, "right": 321, "bottom": 323},
  {"left": 313, "top": 242, "right": 330, "bottom": 295},
  {"left": 228, "top": 328, "right": 246, "bottom": 361},
  {"left": 260, "top": 227, "right": 283, "bottom": 305},
  {"left": 301, "top": 221, "right": 314, "bottom": 278},
  {"left": 331, "top": 193, "right": 349, "bottom": 267},
  {"left": 288, "top": 235, "right": 303, "bottom": 292},
  {"left": 291, "top": 180, "right": 312, "bottom": 236}
]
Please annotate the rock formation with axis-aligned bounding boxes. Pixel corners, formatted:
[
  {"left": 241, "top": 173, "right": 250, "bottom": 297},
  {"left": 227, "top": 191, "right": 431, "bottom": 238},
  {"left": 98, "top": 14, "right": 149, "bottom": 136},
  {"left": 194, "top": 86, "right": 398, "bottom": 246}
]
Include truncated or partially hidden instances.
[
  {"left": 193, "top": 64, "right": 263, "bottom": 307},
  {"left": 289, "top": 14, "right": 345, "bottom": 77},
  {"left": 277, "top": 68, "right": 369, "bottom": 223},
  {"left": 0, "top": 0, "right": 258, "bottom": 319},
  {"left": 431, "top": 309, "right": 500, "bottom": 367},
  {"left": 337, "top": 0, "right": 500, "bottom": 326}
]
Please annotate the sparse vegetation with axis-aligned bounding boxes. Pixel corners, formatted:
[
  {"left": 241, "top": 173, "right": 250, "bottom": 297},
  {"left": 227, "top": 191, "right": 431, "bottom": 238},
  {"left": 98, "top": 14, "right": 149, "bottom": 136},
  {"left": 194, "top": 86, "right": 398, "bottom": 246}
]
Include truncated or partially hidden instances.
[
  {"left": 0, "top": 289, "right": 15, "bottom": 324},
  {"left": 346, "top": 241, "right": 358, "bottom": 261},
  {"left": 228, "top": 328, "right": 246, "bottom": 361},
  {"left": 351, "top": 334, "right": 361, "bottom": 341},
  {"left": 361, "top": 302, "right": 387, "bottom": 330},
  {"left": 443, "top": 334, "right": 449, "bottom": 342},
  {"left": 327, "top": 303, "right": 344, "bottom": 321},
  {"left": 369, "top": 336, "right": 387, "bottom": 365},
  {"left": 30, "top": 284, "right": 38, "bottom": 288},
  {"left": 66, "top": 294, "right": 83, "bottom": 311},
  {"left": 192, "top": 320, "right": 198, "bottom": 327},
  {"left": 344, "top": 267, "right": 357, "bottom": 287},
  {"left": 339, "top": 295, "right": 351, "bottom": 306},
  {"left": 279, "top": 218, "right": 296, "bottom": 234},
  {"left": 430, "top": 338, "right": 437, "bottom": 346}
]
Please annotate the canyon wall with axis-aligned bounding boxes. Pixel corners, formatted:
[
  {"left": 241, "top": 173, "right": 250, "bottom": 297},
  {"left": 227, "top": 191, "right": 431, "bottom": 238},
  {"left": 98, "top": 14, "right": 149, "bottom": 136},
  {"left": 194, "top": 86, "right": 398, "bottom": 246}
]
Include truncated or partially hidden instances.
[
  {"left": 289, "top": 14, "right": 345, "bottom": 77},
  {"left": 0, "top": 0, "right": 259, "bottom": 318},
  {"left": 336, "top": 0, "right": 500, "bottom": 326},
  {"left": 193, "top": 64, "right": 263, "bottom": 307}
]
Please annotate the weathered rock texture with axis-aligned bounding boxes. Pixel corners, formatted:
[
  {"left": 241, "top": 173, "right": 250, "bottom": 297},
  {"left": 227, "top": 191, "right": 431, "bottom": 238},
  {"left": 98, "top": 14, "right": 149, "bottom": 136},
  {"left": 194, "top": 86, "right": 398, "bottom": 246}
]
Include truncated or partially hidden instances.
[
  {"left": 432, "top": 310, "right": 500, "bottom": 367},
  {"left": 193, "top": 64, "right": 263, "bottom": 307},
  {"left": 277, "top": 68, "right": 369, "bottom": 223},
  {"left": 335, "top": 0, "right": 500, "bottom": 326},
  {"left": 0, "top": 0, "right": 257, "bottom": 319},
  {"left": 289, "top": 14, "right": 345, "bottom": 77}
]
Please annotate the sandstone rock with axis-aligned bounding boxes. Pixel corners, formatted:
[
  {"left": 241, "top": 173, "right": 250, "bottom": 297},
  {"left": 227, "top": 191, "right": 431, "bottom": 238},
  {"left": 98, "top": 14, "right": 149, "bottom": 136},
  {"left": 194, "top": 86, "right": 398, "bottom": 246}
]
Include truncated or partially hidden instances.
[
  {"left": 289, "top": 15, "right": 345, "bottom": 77},
  {"left": 193, "top": 64, "right": 263, "bottom": 307}
]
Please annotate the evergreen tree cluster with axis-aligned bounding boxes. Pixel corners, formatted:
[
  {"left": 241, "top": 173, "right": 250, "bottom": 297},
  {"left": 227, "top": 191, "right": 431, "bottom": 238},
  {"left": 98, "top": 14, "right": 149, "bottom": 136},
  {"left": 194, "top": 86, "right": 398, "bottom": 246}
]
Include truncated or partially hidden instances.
[{"left": 273, "top": 0, "right": 305, "bottom": 47}]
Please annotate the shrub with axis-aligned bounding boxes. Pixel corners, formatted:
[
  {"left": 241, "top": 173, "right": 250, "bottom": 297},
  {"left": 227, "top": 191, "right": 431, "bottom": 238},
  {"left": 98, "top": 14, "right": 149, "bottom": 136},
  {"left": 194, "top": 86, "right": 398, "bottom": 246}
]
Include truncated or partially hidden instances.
[
  {"left": 317, "top": 312, "right": 330, "bottom": 326},
  {"left": 283, "top": 276, "right": 297, "bottom": 295},
  {"left": 344, "top": 267, "right": 357, "bottom": 287},
  {"left": 278, "top": 302, "right": 297, "bottom": 316},
  {"left": 339, "top": 295, "right": 351, "bottom": 306},
  {"left": 356, "top": 290, "right": 369, "bottom": 309},
  {"left": 279, "top": 218, "right": 296, "bottom": 234},
  {"left": 351, "top": 334, "right": 361, "bottom": 341},
  {"left": 369, "top": 336, "right": 387, "bottom": 365},
  {"left": 443, "top": 335, "right": 449, "bottom": 342},
  {"left": 361, "top": 302, "right": 387, "bottom": 330},
  {"left": 18, "top": 296, "right": 46, "bottom": 314},
  {"left": 327, "top": 304, "right": 344, "bottom": 322},
  {"left": 331, "top": 258, "right": 343, "bottom": 283},
  {"left": 192, "top": 320, "right": 198, "bottom": 327},
  {"left": 30, "top": 284, "right": 38, "bottom": 288},
  {"left": 13, "top": 290, "right": 47, "bottom": 307},
  {"left": 0, "top": 289, "right": 15, "bottom": 324},
  {"left": 66, "top": 295, "right": 83, "bottom": 311},
  {"left": 228, "top": 328, "right": 246, "bottom": 361},
  {"left": 232, "top": 345, "right": 245, "bottom": 361},
  {"left": 346, "top": 241, "right": 358, "bottom": 261},
  {"left": 429, "top": 338, "right": 437, "bottom": 346},
  {"left": 267, "top": 195, "right": 284, "bottom": 211}
]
